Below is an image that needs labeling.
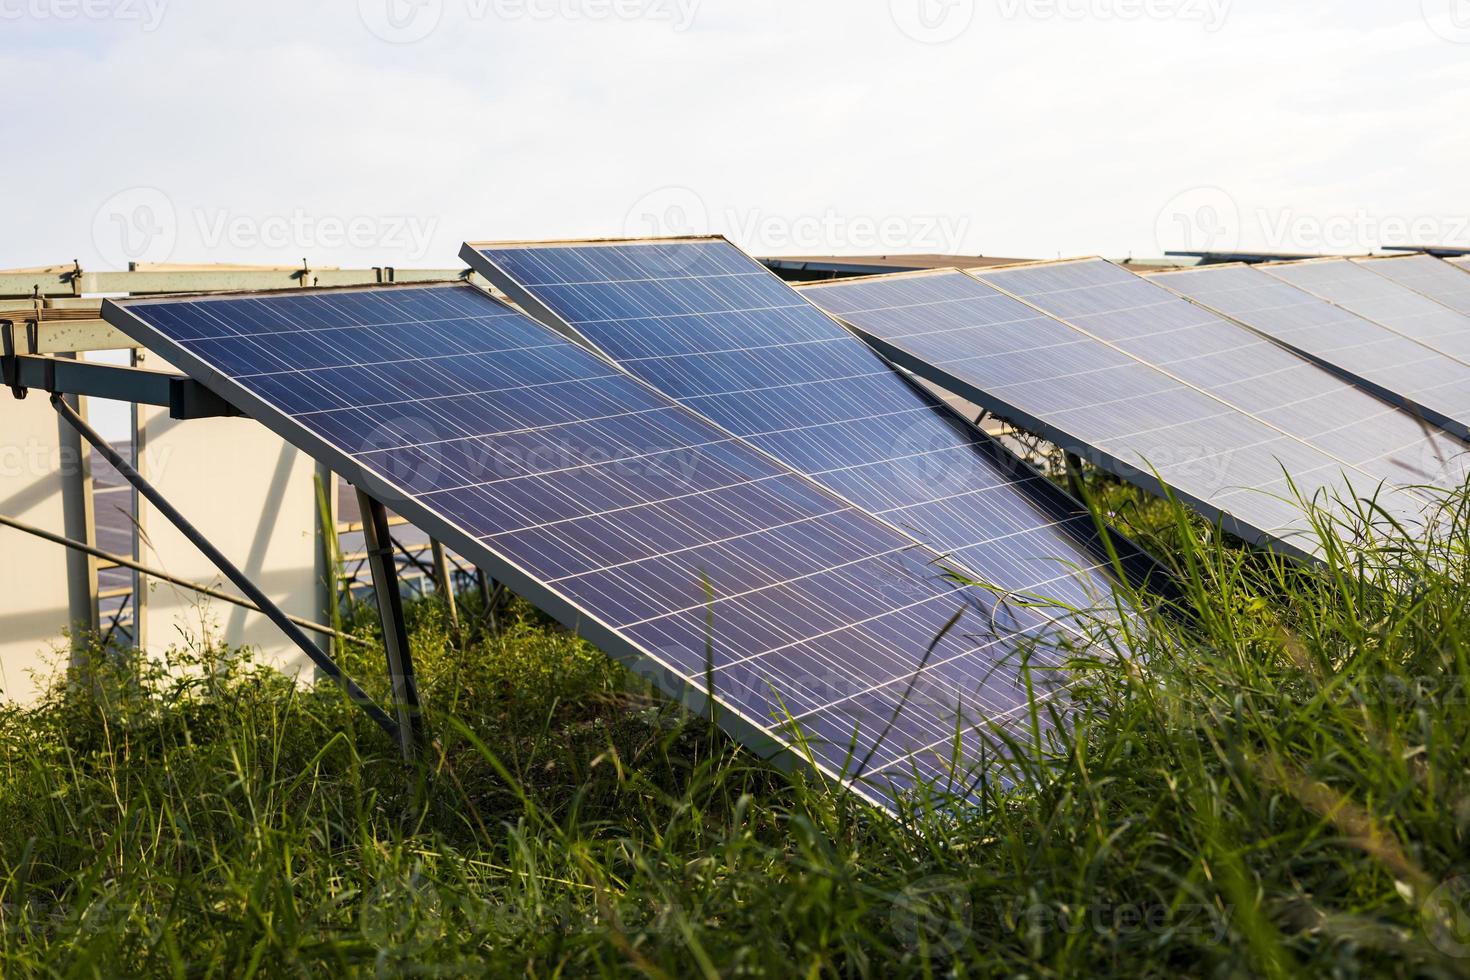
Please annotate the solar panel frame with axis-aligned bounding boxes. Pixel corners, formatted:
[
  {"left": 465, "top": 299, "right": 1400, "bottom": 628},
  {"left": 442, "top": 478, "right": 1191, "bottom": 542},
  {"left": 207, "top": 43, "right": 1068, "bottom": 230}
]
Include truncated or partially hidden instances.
[
  {"left": 1149, "top": 262, "right": 1470, "bottom": 443},
  {"left": 799, "top": 266, "right": 1337, "bottom": 560},
  {"left": 1261, "top": 257, "right": 1470, "bottom": 364},
  {"left": 970, "top": 258, "right": 1469, "bottom": 498},
  {"left": 1355, "top": 254, "right": 1470, "bottom": 318},
  {"left": 101, "top": 279, "right": 1084, "bottom": 812},
  {"left": 459, "top": 236, "right": 1168, "bottom": 602},
  {"left": 800, "top": 263, "right": 1447, "bottom": 562}
]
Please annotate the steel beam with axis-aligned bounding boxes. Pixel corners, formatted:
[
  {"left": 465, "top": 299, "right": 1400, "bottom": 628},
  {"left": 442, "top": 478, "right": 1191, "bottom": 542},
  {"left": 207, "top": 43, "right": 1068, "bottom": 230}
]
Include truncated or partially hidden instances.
[
  {"left": 0, "top": 266, "right": 486, "bottom": 299},
  {"left": 130, "top": 349, "right": 149, "bottom": 652},
  {"left": 28, "top": 321, "right": 136, "bottom": 354},
  {"left": 1163, "top": 249, "right": 1349, "bottom": 265},
  {"left": 2, "top": 354, "right": 239, "bottom": 418},
  {"left": 1381, "top": 245, "right": 1470, "bottom": 258},
  {"left": 313, "top": 463, "right": 336, "bottom": 660},
  {"left": 55, "top": 377, "right": 99, "bottom": 645}
]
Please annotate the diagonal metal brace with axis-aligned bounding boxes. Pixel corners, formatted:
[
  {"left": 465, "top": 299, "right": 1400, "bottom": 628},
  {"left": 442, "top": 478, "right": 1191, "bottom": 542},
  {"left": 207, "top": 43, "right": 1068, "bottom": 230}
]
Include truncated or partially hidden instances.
[{"left": 50, "top": 392, "right": 401, "bottom": 743}]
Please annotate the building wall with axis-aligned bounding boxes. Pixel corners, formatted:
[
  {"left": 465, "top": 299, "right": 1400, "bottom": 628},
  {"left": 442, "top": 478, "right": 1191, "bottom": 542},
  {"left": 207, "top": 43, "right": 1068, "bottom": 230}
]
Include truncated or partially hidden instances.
[
  {"left": 138, "top": 379, "right": 323, "bottom": 677},
  {"left": 0, "top": 394, "right": 80, "bottom": 702}
]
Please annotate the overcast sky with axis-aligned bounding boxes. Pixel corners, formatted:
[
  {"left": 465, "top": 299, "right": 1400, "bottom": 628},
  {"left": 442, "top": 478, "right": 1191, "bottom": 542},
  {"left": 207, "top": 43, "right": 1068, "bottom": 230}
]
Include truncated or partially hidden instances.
[{"left": 3, "top": 0, "right": 1468, "bottom": 272}]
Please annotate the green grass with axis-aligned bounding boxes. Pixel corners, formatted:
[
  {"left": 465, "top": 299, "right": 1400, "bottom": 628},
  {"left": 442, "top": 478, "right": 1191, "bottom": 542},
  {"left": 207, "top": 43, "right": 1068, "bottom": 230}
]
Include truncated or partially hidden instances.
[{"left": 2, "top": 482, "right": 1470, "bottom": 977}]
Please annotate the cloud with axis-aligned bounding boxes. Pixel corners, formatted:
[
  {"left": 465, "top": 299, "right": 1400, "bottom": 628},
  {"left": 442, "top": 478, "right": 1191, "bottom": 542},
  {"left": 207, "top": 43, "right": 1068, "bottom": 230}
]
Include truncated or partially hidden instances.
[{"left": 1, "top": 0, "right": 1464, "bottom": 271}]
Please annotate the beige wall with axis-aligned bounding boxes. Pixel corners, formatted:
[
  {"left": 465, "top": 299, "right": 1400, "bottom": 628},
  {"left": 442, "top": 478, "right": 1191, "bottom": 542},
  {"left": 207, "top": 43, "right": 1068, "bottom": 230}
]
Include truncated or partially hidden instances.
[
  {"left": 0, "top": 395, "right": 79, "bottom": 702},
  {"left": 138, "top": 364, "right": 323, "bottom": 676},
  {"left": 0, "top": 399, "right": 325, "bottom": 700}
]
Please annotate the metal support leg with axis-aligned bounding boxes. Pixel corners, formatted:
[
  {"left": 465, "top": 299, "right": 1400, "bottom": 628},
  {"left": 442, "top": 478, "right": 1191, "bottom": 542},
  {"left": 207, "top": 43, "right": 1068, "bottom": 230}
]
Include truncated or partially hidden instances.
[
  {"left": 1064, "top": 452, "right": 1087, "bottom": 501},
  {"left": 130, "top": 348, "right": 148, "bottom": 652},
  {"left": 357, "top": 489, "right": 425, "bottom": 759},
  {"left": 430, "top": 538, "right": 459, "bottom": 632},
  {"left": 475, "top": 566, "right": 499, "bottom": 631},
  {"left": 51, "top": 393, "right": 400, "bottom": 742},
  {"left": 55, "top": 380, "right": 99, "bottom": 648},
  {"left": 313, "top": 462, "right": 336, "bottom": 660}
]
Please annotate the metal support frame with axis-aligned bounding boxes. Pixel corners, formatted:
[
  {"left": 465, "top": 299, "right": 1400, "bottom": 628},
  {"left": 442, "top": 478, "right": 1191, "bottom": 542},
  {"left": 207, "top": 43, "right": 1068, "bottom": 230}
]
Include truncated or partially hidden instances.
[
  {"left": 1164, "top": 249, "right": 1344, "bottom": 265},
  {"left": 1382, "top": 245, "right": 1470, "bottom": 258},
  {"left": 53, "top": 365, "right": 100, "bottom": 645},
  {"left": 313, "top": 462, "right": 336, "bottom": 660},
  {"left": 51, "top": 393, "right": 402, "bottom": 744},
  {"left": 1064, "top": 451, "right": 1087, "bottom": 501},
  {"left": 0, "top": 264, "right": 482, "bottom": 300},
  {"left": 430, "top": 539, "right": 460, "bottom": 632},
  {"left": 130, "top": 348, "right": 149, "bottom": 652},
  {"left": 0, "top": 261, "right": 484, "bottom": 746},
  {"left": 356, "top": 488, "right": 426, "bottom": 759},
  {"left": 2, "top": 352, "right": 238, "bottom": 419}
]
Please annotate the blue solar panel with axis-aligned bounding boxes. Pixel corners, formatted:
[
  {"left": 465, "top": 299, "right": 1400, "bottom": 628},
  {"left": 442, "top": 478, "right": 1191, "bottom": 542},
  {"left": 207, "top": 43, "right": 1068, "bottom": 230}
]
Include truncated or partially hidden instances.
[
  {"left": 799, "top": 267, "right": 1439, "bottom": 557},
  {"left": 102, "top": 282, "right": 1089, "bottom": 812},
  {"left": 462, "top": 237, "right": 1155, "bottom": 625},
  {"left": 1153, "top": 263, "right": 1470, "bottom": 443},
  {"left": 975, "top": 259, "right": 1469, "bottom": 495},
  {"left": 1264, "top": 259, "right": 1470, "bottom": 364},
  {"left": 1357, "top": 255, "right": 1470, "bottom": 318}
]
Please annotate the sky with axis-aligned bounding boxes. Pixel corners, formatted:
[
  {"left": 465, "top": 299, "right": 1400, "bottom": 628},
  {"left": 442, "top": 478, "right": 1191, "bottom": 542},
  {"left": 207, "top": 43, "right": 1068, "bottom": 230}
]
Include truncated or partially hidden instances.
[{"left": 2, "top": 0, "right": 1469, "bottom": 273}]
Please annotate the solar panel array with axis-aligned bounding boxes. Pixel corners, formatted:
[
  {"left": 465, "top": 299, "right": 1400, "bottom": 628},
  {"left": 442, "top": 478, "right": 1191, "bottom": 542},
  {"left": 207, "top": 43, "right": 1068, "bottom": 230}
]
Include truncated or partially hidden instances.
[
  {"left": 1151, "top": 263, "right": 1470, "bottom": 442},
  {"left": 1263, "top": 259, "right": 1470, "bottom": 363},
  {"left": 974, "top": 259, "right": 1469, "bottom": 495},
  {"left": 800, "top": 267, "right": 1443, "bottom": 556},
  {"left": 463, "top": 238, "right": 1151, "bottom": 621},
  {"left": 1357, "top": 254, "right": 1470, "bottom": 318},
  {"left": 102, "top": 283, "right": 1092, "bottom": 812}
]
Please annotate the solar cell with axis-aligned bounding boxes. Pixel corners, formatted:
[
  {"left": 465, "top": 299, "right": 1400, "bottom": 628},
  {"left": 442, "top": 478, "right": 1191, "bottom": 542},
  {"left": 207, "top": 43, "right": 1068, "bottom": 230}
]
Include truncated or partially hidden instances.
[
  {"left": 974, "top": 259, "right": 1469, "bottom": 495},
  {"left": 1263, "top": 259, "right": 1470, "bottom": 363},
  {"left": 102, "top": 282, "right": 1095, "bottom": 812},
  {"left": 1356, "top": 255, "right": 1470, "bottom": 318},
  {"left": 1151, "top": 263, "right": 1470, "bottom": 443},
  {"left": 461, "top": 237, "right": 1155, "bottom": 626},
  {"left": 800, "top": 267, "right": 1442, "bottom": 558}
]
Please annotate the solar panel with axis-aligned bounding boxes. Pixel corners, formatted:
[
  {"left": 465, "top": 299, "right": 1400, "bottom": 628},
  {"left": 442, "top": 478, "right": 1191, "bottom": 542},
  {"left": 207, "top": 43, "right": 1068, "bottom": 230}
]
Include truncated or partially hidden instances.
[
  {"left": 974, "top": 259, "right": 1468, "bottom": 495},
  {"left": 1356, "top": 255, "right": 1470, "bottom": 318},
  {"left": 799, "top": 267, "right": 1440, "bottom": 557},
  {"left": 461, "top": 237, "right": 1155, "bottom": 626},
  {"left": 1151, "top": 263, "right": 1470, "bottom": 442},
  {"left": 1263, "top": 259, "right": 1470, "bottom": 363},
  {"left": 102, "top": 282, "right": 1094, "bottom": 812}
]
